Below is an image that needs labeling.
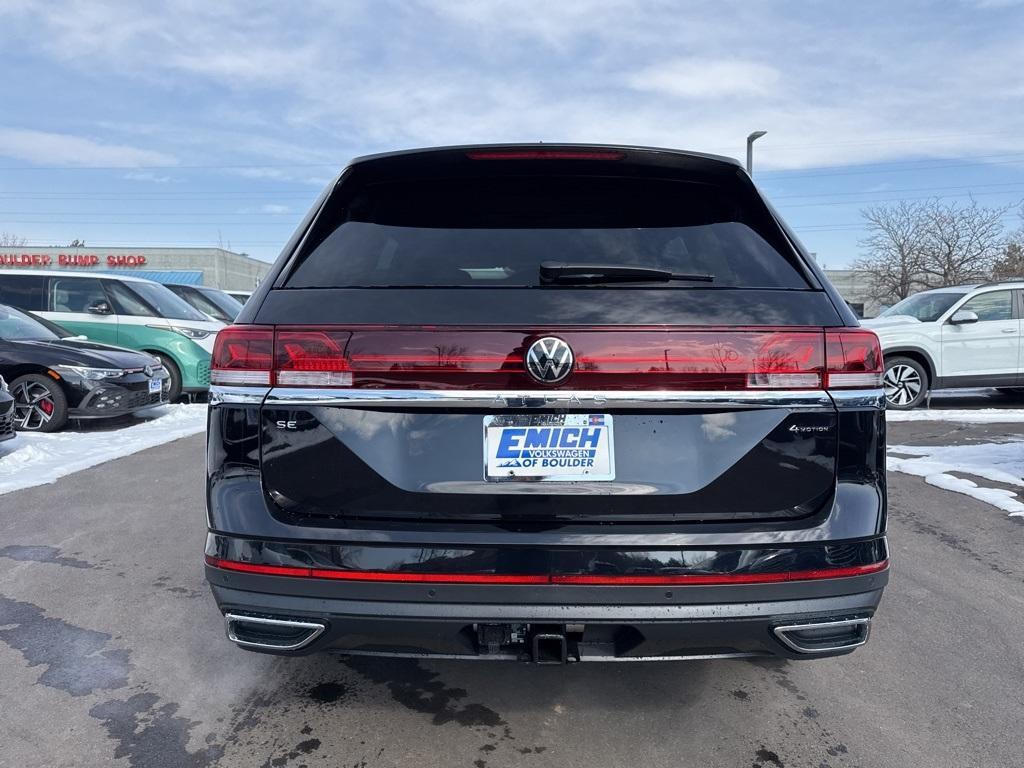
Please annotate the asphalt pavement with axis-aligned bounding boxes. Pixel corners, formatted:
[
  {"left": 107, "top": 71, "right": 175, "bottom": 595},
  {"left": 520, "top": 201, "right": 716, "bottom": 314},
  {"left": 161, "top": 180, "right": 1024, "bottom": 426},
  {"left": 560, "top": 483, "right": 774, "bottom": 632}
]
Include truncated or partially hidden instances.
[{"left": 1, "top": 417, "right": 1023, "bottom": 768}]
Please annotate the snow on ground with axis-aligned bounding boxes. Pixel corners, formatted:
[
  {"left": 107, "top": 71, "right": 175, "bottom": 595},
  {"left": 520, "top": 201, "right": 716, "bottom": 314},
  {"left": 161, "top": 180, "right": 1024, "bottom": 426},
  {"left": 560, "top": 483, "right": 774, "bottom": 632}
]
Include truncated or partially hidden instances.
[
  {"left": 888, "top": 441, "right": 1024, "bottom": 517},
  {"left": 887, "top": 408, "right": 1024, "bottom": 424},
  {"left": 0, "top": 404, "right": 207, "bottom": 496}
]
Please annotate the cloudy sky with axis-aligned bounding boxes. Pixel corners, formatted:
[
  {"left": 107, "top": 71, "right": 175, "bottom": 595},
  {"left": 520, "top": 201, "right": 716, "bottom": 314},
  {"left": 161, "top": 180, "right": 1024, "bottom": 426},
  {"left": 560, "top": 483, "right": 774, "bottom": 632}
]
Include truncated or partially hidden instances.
[{"left": 1, "top": 0, "right": 1023, "bottom": 266}]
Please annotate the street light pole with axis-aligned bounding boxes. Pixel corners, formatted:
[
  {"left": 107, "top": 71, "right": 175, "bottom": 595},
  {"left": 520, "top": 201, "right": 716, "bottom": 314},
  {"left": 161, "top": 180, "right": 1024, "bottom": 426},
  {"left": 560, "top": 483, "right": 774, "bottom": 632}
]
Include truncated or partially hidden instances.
[{"left": 746, "top": 130, "right": 767, "bottom": 175}]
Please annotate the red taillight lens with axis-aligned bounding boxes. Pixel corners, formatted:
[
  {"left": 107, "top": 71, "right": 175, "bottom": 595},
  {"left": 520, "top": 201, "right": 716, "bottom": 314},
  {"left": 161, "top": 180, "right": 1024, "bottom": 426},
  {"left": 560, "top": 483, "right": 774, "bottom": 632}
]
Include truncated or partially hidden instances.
[
  {"left": 275, "top": 329, "right": 353, "bottom": 387},
  {"left": 210, "top": 326, "right": 273, "bottom": 385},
  {"left": 466, "top": 149, "right": 625, "bottom": 161},
  {"left": 211, "top": 327, "right": 883, "bottom": 391},
  {"left": 825, "top": 330, "right": 883, "bottom": 388}
]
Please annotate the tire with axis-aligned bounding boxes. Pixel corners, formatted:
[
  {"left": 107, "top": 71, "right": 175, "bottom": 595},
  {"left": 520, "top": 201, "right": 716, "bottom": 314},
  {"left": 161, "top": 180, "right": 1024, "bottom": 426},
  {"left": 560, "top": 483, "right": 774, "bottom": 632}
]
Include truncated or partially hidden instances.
[
  {"left": 10, "top": 373, "right": 69, "bottom": 432},
  {"left": 150, "top": 354, "right": 182, "bottom": 402},
  {"left": 882, "top": 356, "right": 929, "bottom": 410}
]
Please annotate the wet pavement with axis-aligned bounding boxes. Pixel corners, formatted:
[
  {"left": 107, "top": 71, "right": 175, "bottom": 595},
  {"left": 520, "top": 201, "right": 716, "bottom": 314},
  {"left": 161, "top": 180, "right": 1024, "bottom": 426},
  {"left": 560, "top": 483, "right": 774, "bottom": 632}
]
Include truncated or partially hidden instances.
[{"left": 1, "top": 420, "right": 1023, "bottom": 767}]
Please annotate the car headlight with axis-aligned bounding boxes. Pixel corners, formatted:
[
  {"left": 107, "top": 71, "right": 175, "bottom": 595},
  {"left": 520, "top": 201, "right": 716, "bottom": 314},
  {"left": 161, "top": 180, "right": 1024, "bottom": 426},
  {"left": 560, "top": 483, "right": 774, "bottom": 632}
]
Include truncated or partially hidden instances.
[
  {"left": 53, "top": 365, "right": 125, "bottom": 380},
  {"left": 153, "top": 325, "right": 213, "bottom": 340}
]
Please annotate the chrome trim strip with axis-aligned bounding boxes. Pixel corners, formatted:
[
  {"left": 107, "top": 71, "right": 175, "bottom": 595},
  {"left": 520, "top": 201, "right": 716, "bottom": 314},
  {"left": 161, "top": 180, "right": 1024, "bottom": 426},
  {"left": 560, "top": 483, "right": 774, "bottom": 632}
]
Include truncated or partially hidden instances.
[
  {"left": 224, "top": 613, "right": 326, "bottom": 651},
  {"left": 827, "top": 388, "right": 886, "bottom": 410},
  {"left": 772, "top": 617, "right": 871, "bottom": 654},
  {"left": 209, "top": 385, "right": 270, "bottom": 405},
  {"left": 263, "top": 387, "right": 835, "bottom": 410}
]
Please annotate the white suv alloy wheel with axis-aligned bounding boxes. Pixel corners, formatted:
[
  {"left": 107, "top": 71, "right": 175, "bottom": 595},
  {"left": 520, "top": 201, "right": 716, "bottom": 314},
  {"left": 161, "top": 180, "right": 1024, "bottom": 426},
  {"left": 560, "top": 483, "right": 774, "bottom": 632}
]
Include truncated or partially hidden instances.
[{"left": 883, "top": 363, "right": 922, "bottom": 407}]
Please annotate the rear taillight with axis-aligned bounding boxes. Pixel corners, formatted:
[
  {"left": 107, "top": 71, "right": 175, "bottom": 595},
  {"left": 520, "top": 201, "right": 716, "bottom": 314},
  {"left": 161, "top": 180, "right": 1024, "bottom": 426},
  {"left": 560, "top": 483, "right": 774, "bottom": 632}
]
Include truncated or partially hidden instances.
[
  {"left": 275, "top": 329, "right": 353, "bottom": 387},
  {"left": 210, "top": 326, "right": 273, "bottom": 385},
  {"left": 210, "top": 326, "right": 884, "bottom": 391},
  {"left": 825, "top": 329, "right": 883, "bottom": 389}
]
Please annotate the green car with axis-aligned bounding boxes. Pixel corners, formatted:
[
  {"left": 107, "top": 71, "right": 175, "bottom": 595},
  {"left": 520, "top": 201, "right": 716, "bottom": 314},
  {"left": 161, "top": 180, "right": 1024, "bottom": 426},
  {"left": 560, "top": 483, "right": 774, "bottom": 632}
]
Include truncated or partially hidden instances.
[{"left": 0, "top": 270, "right": 223, "bottom": 400}]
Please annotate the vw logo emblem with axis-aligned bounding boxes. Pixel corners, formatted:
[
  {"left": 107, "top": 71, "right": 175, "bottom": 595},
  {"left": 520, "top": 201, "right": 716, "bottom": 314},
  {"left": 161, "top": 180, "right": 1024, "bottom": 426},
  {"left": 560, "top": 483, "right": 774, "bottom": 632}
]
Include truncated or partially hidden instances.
[
  {"left": 143, "top": 365, "right": 153, "bottom": 377},
  {"left": 525, "top": 337, "right": 574, "bottom": 384}
]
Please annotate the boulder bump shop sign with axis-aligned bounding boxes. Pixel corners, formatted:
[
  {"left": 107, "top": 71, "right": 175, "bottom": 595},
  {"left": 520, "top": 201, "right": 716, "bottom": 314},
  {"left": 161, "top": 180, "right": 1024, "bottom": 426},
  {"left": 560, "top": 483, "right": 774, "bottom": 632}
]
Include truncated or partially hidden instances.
[{"left": 0, "top": 252, "right": 148, "bottom": 267}]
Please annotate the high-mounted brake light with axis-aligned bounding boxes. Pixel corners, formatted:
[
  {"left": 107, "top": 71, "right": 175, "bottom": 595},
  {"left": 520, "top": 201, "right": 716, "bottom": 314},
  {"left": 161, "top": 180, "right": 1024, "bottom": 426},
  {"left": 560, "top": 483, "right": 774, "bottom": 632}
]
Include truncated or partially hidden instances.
[
  {"left": 466, "top": 149, "right": 626, "bottom": 161},
  {"left": 825, "top": 329, "right": 883, "bottom": 389}
]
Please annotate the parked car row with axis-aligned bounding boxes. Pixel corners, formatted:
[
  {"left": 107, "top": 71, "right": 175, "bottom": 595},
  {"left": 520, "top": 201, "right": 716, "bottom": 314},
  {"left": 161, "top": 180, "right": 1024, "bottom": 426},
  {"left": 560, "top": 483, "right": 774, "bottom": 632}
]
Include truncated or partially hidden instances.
[
  {"left": 0, "top": 271, "right": 244, "bottom": 435},
  {"left": 0, "top": 270, "right": 236, "bottom": 402}
]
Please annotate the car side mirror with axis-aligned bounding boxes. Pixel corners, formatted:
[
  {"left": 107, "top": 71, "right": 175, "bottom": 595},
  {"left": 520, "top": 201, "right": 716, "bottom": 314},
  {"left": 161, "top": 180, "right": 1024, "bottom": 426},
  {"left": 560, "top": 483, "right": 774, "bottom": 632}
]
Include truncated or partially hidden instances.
[
  {"left": 949, "top": 309, "right": 979, "bottom": 325},
  {"left": 86, "top": 300, "right": 113, "bottom": 315}
]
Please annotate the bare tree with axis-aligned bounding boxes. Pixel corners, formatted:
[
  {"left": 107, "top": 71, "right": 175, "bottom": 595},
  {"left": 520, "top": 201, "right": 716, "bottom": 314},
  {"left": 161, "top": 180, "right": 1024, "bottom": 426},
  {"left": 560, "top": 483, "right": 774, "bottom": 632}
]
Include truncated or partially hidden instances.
[
  {"left": 0, "top": 232, "right": 27, "bottom": 247},
  {"left": 990, "top": 205, "right": 1024, "bottom": 281},
  {"left": 991, "top": 238, "right": 1024, "bottom": 281},
  {"left": 919, "top": 199, "right": 1011, "bottom": 287},
  {"left": 852, "top": 201, "right": 929, "bottom": 303}
]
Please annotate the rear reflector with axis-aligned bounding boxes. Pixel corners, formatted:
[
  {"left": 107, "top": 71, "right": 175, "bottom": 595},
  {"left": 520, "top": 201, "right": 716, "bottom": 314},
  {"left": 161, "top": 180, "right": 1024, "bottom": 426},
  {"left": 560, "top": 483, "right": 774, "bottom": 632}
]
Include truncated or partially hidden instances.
[
  {"left": 210, "top": 325, "right": 884, "bottom": 391},
  {"left": 206, "top": 555, "right": 888, "bottom": 585},
  {"left": 466, "top": 149, "right": 625, "bottom": 161}
]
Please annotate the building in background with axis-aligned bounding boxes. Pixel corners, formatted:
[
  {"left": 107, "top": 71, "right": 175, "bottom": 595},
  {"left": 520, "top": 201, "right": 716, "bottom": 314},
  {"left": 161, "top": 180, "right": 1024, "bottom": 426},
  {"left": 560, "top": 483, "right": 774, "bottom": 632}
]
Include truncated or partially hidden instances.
[
  {"left": 823, "top": 269, "right": 882, "bottom": 318},
  {"left": 0, "top": 247, "right": 270, "bottom": 291}
]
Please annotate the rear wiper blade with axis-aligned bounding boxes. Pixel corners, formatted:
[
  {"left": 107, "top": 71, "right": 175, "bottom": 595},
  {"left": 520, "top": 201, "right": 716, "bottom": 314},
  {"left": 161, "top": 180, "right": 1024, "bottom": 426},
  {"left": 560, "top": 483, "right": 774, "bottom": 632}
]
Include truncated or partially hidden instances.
[{"left": 539, "top": 261, "right": 714, "bottom": 284}]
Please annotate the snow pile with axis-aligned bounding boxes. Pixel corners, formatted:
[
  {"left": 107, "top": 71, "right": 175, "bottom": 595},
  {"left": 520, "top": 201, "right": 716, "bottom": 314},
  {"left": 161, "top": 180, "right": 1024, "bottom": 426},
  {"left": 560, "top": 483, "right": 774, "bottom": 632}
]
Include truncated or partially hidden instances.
[
  {"left": 887, "top": 441, "right": 1024, "bottom": 516},
  {"left": 887, "top": 408, "right": 1024, "bottom": 424},
  {"left": 0, "top": 404, "right": 207, "bottom": 496}
]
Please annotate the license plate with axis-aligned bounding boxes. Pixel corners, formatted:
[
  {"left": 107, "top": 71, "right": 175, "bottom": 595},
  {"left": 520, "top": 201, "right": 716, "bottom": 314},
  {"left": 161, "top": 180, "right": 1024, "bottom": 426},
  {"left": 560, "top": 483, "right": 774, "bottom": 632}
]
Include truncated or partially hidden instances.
[
  {"left": 149, "top": 378, "right": 162, "bottom": 394},
  {"left": 484, "top": 414, "right": 615, "bottom": 481}
]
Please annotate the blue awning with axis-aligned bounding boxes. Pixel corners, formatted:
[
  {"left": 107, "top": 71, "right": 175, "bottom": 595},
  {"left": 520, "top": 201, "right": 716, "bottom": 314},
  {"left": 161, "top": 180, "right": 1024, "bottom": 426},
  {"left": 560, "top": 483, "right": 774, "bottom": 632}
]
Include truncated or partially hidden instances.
[{"left": 99, "top": 270, "right": 204, "bottom": 285}]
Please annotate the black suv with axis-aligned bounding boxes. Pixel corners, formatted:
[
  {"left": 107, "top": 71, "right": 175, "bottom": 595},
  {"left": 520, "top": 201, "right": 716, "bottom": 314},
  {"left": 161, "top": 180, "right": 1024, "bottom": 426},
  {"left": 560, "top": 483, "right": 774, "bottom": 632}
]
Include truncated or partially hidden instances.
[{"left": 205, "top": 145, "right": 888, "bottom": 662}]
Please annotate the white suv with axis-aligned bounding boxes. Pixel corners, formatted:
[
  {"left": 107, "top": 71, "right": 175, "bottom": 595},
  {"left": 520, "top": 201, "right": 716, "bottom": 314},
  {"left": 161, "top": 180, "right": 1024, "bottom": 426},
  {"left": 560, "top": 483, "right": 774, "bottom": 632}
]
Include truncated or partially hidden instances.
[{"left": 863, "top": 281, "right": 1023, "bottom": 408}]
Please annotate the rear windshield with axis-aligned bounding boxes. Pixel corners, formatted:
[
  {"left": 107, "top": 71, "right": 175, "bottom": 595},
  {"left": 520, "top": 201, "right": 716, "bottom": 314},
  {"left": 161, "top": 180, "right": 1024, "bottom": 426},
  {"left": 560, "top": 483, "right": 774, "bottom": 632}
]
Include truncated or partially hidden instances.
[{"left": 286, "top": 176, "right": 808, "bottom": 289}]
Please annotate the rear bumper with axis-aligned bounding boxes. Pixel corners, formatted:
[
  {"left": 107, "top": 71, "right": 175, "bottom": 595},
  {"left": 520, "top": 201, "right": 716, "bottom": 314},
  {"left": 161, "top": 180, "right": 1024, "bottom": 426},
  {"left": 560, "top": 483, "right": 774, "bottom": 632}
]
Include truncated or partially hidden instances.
[
  {"left": 205, "top": 533, "right": 889, "bottom": 661},
  {"left": 208, "top": 578, "right": 884, "bottom": 661}
]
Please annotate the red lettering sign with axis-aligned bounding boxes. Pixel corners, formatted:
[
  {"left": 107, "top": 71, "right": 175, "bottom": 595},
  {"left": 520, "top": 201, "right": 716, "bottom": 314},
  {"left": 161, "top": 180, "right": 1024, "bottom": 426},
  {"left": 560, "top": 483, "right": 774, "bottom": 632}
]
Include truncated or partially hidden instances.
[
  {"left": 0, "top": 252, "right": 149, "bottom": 268},
  {"left": 58, "top": 253, "right": 100, "bottom": 267},
  {"left": 106, "top": 254, "right": 147, "bottom": 267},
  {"left": 0, "top": 253, "right": 52, "bottom": 266}
]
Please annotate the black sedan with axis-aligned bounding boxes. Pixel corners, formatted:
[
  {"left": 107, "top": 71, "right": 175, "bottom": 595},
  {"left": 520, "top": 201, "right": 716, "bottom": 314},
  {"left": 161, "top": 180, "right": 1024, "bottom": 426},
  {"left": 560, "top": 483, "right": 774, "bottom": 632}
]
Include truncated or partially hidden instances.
[{"left": 0, "top": 304, "right": 171, "bottom": 432}]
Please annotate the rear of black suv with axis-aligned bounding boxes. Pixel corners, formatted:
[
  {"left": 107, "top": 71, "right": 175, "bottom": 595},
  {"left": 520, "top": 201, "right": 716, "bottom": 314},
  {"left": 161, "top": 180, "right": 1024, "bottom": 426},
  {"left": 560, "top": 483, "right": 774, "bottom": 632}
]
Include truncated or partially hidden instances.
[{"left": 205, "top": 145, "right": 888, "bottom": 662}]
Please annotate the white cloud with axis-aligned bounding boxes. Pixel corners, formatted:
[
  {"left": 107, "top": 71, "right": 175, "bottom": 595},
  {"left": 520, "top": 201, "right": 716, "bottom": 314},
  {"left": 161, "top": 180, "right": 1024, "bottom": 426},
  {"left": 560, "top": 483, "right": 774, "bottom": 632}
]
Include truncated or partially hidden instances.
[
  {"left": 260, "top": 204, "right": 290, "bottom": 214},
  {"left": 0, "top": 127, "right": 175, "bottom": 167},
  {"left": 123, "top": 171, "right": 173, "bottom": 183},
  {"left": 625, "top": 58, "right": 782, "bottom": 99},
  {"left": 2, "top": 1, "right": 1024, "bottom": 172}
]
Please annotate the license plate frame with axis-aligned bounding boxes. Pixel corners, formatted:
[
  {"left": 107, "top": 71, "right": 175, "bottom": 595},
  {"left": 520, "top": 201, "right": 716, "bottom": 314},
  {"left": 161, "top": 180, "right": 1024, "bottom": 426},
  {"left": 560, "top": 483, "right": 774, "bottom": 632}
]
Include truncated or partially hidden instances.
[{"left": 483, "top": 413, "right": 615, "bottom": 482}]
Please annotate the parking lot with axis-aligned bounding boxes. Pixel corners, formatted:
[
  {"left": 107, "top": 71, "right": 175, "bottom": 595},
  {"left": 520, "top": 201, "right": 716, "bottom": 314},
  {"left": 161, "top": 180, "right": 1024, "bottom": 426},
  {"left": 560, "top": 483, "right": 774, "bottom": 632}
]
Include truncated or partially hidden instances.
[{"left": 0, "top": 396, "right": 1021, "bottom": 768}]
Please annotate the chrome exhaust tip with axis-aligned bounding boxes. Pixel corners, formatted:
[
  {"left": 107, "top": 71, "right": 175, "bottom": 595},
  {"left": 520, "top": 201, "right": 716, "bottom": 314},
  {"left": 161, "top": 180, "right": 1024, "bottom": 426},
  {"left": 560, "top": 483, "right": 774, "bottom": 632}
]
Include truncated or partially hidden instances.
[
  {"left": 224, "top": 613, "right": 326, "bottom": 652},
  {"left": 773, "top": 617, "right": 871, "bottom": 654}
]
